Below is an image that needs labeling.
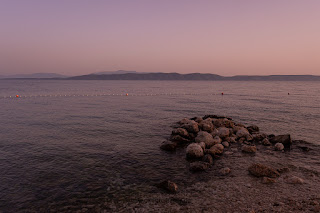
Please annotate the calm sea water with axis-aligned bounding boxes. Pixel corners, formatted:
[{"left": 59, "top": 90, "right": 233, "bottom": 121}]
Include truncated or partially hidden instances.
[{"left": 0, "top": 80, "right": 319, "bottom": 211}]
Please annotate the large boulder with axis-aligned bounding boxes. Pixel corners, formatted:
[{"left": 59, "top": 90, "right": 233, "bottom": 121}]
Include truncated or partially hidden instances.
[
  {"left": 160, "top": 140, "right": 177, "bottom": 151},
  {"left": 186, "top": 143, "right": 204, "bottom": 159},
  {"left": 189, "top": 161, "right": 210, "bottom": 172},
  {"left": 270, "top": 134, "right": 292, "bottom": 148},
  {"left": 236, "top": 128, "right": 250, "bottom": 138},
  {"left": 199, "top": 119, "right": 214, "bottom": 132},
  {"left": 195, "top": 131, "right": 215, "bottom": 147},
  {"left": 172, "top": 128, "right": 189, "bottom": 138},
  {"left": 248, "top": 163, "right": 280, "bottom": 178},
  {"left": 218, "top": 127, "right": 230, "bottom": 139},
  {"left": 211, "top": 129, "right": 219, "bottom": 137},
  {"left": 182, "top": 120, "right": 199, "bottom": 134}
]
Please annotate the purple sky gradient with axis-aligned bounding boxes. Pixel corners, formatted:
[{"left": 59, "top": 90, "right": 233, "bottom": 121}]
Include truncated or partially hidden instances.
[{"left": 1, "top": 0, "right": 319, "bottom": 76}]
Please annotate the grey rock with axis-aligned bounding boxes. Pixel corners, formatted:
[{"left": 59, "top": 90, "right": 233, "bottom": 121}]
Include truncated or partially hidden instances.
[
  {"left": 274, "top": 143, "right": 284, "bottom": 151},
  {"left": 186, "top": 143, "right": 204, "bottom": 159}
]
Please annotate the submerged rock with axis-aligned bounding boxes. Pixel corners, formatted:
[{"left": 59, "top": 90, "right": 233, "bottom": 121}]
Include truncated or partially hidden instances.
[
  {"left": 157, "top": 180, "right": 178, "bottom": 193},
  {"left": 160, "top": 140, "right": 177, "bottom": 151},
  {"left": 186, "top": 143, "right": 204, "bottom": 159},
  {"left": 170, "top": 135, "right": 190, "bottom": 144},
  {"left": 248, "top": 163, "right": 280, "bottom": 178},
  {"left": 189, "top": 161, "right": 210, "bottom": 172}
]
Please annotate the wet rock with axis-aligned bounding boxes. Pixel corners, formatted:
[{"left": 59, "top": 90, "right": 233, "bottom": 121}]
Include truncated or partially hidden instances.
[
  {"left": 242, "top": 145, "right": 257, "bottom": 153},
  {"left": 262, "top": 138, "right": 271, "bottom": 146},
  {"left": 220, "top": 167, "right": 231, "bottom": 175},
  {"left": 172, "top": 128, "right": 189, "bottom": 138},
  {"left": 285, "top": 176, "right": 304, "bottom": 184},
  {"left": 270, "top": 134, "right": 292, "bottom": 148},
  {"left": 157, "top": 180, "right": 178, "bottom": 193},
  {"left": 160, "top": 140, "right": 177, "bottom": 151},
  {"left": 170, "top": 135, "right": 190, "bottom": 144},
  {"left": 190, "top": 116, "right": 203, "bottom": 123},
  {"left": 189, "top": 161, "right": 210, "bottom": 172},
  {"left": 236, "top": 128, "right": 250, "bottom": 138},
  {"left": 181, "top": 120, "right": 199, "bottom": 134},
  {"left": 229, "top": 137, "right": 237, "bottom": 143},
  {"left": 247, "top": 125, "right": 260, "bottom": 134},
  {"left": 262, "top": 177, "right": 277, "bottom": 184},
  {"left": 207, "top": 144, "right": 224, "bottom": 155},
  {"left": 198, "top": 142, "right": 206, "bottom": 151},
  {"left": 212, "top": 136, "right": 222, "bottom": 145},
  {"left": 195, "top": 131, "right": 214, "bottom": 147},
  {"left": 186, "top": 143, "right": 204, "bottom": 159},
  {"left": 199, "top": 119, "right": 214, "bottom": 132},
  {"left": 274, "top": 143, "right": 284, "bottom": 151},
  {"left": 238, "top": 137, "right": 246, "bottom": 143},
  {"left": 211, "top": 128, "right": 219, "bottom": 137},
  {"left": 222, "top": 141, "right": 229, "bottom": 147},
  {"left": 178, "top": 118, "right": 190, "bottom": 125},
  {"left": 212, "top": 119, "right": 223, "bottom": 128},
  {"left": 248, "top": 163, "right": 280, "bottom": 178},
  {"left": 202, "top": 154, "right": 213, "bottom": 165},
  {"left": 252, "top": 133, "right": 267, "bottom": 142},
  {"left": 218, "top": 127, "right": 230, "bottom": 139}
]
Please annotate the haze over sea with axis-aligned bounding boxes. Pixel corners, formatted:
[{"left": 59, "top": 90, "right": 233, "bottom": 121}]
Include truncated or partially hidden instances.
[{"left": 0, "top": 80, "right": 319, "bottom": 211}]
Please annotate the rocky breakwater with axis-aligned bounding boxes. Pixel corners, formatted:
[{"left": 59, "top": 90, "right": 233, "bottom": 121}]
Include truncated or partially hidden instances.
[{"left": 158, "top": 114, "right": 305, "bottom": 192}]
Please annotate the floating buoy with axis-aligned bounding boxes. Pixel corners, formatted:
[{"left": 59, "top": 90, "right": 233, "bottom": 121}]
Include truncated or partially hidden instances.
[
  {"left": 288, "top": 93, "right": 290, "bottom": 95},
  {"left": 221, "top": 92, "right": 224, "bottom": 95},
  {"left": 126, "top": 93, "right": 128, "bottom": 96},
  {"left": 16, "top": 95, "right": 19, "bottom": 98}
]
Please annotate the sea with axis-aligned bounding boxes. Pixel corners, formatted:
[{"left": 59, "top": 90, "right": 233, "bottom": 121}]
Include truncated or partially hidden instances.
[{"left": 0, "top": 80, "right": 319, "bottom": 212}]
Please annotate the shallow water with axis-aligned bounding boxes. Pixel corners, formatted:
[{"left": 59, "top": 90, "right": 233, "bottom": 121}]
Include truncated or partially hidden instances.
[{"left": 0, "top": 80, "right": 319, "bottom": 211}]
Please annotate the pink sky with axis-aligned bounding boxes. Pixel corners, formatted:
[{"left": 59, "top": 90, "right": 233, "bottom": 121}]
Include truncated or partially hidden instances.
[{"left": 0, "top": 0, "right": 319, "bottom": 76}]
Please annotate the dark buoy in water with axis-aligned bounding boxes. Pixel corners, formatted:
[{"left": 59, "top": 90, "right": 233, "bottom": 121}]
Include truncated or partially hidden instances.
[
  {"left": 126, "top": 93, "right": 128, "bottom": 96},
  {"left": 288, "top": 93, "right": 290, "bottom": 95},
  {"left": 16, "top": 95, "right": 19, "bottom": 98},
  {"left": 221, "top": 92, "right": 224, "bottom": 95}
]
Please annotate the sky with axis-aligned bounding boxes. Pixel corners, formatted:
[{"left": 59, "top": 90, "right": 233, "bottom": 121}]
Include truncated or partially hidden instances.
[{"left": 0, "top": 0, "right": 319, "bottom": 76}]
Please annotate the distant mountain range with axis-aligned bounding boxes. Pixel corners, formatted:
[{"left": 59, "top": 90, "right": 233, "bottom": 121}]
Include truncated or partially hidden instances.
[
  {"left": 1, "top": 71, "right": 320, "bottom": 81},
  {"left": 69, "top": 72, "right": 320, "bottom": 81}
]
